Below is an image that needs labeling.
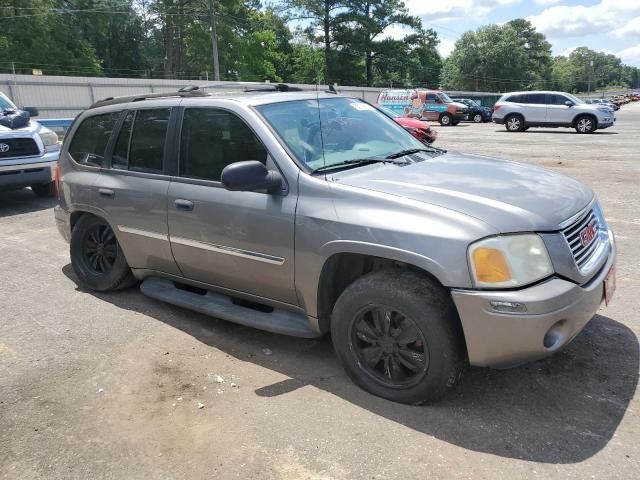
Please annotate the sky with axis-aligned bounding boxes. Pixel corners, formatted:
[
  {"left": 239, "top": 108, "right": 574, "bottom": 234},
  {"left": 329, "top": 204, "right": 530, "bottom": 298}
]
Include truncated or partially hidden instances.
[{"left": 382, "top": 0, "right": 640, "bottom": 67}]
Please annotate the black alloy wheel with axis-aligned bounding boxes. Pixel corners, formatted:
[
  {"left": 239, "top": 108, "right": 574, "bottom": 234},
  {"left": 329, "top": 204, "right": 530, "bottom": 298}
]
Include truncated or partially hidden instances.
[
  {"left": 82, "top": 223, "right": 118, "bottom": 274},
  {"left": 350, "top": 305, "right": 429, "bottom": 388}
]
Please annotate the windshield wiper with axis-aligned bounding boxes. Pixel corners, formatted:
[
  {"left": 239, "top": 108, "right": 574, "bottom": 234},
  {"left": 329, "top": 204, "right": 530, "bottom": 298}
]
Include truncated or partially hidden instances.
[
  {"left": 385, "top": 146, "right": 446, "bottom": 159},
  {"left": 311, "top": 157, "right": 408, "bottom": 174}
]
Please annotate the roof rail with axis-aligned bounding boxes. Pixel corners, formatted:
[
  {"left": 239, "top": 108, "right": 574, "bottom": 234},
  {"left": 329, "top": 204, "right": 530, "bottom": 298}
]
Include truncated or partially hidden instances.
[
  {"left": 243, "top": 83, "right": 305, "bottom": 93},
  {"left": 90, "top": 85, "right": 208, "bottom": 109}
]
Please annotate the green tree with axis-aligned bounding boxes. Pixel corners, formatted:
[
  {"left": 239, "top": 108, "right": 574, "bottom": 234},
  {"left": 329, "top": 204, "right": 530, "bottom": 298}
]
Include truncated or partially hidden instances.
[{"left": 334, "top": 0, "right": 421, "bottom": 86}]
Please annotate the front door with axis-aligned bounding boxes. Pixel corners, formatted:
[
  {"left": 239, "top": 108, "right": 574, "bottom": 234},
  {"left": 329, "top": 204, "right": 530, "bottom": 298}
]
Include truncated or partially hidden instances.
[
  {"left": 167, "top": 107, "right": 298, "bottom": 305},
  {"left": 545, "top": 93, "right": 576, "bottom": 124}
]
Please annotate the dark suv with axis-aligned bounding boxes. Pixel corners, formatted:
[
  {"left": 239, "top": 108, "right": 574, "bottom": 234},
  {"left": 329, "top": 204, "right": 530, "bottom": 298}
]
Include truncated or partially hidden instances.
[{"left": 451, "top": 98, "right": 492, "bottom": 123}]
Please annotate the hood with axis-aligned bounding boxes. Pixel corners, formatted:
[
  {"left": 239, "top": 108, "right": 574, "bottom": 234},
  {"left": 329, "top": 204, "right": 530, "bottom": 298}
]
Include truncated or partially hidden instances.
[
  {"left": 332, "top": 152, "right": 593, "bottom": 233},
  {"left": 394, "top": 117, "right": 430, "bottom": 130},
  {"left": 0, "top": 119, "right": 41, "bottom": 137},
  {"left": 450, "top": 101, "right": 468, "bottom": 111}
]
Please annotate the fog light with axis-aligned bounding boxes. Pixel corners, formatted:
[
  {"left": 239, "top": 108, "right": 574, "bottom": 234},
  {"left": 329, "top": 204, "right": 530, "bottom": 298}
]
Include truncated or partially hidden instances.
[{"left": 489, "top": 300, "right": 527, "bottom": 313}]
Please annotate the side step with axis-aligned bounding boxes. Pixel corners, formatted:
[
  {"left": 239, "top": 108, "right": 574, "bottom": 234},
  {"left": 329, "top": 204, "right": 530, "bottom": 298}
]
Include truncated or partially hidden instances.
[{"left": 140, "top": 277, "right": 320, "bottom": 338}]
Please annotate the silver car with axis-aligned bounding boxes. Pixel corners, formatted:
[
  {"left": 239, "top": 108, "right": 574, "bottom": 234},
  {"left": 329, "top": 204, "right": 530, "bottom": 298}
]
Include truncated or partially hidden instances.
[
  {"left": 492, "top": 90, "right": 615, "bottom": 133},
  {"left": 54, "top": 88, "right": 616, "bottom": 404}
]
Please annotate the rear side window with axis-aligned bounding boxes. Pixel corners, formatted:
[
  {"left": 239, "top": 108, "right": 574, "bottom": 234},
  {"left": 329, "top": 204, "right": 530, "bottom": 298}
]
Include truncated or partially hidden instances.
[
  {"left": 68, "top": 112, "right": 121, "bottom": 166},
  {"left": 505, "top": 94, "right": 524, "bottom": 103},
  {"left": 527, "top": 94, "right": 546, "bottom": 104},
  {"left": 179, "top": 108, "right": 267, "bottom": 182},
  {"left": 128, "top": 108, "right": 171, "bottom": 173}
]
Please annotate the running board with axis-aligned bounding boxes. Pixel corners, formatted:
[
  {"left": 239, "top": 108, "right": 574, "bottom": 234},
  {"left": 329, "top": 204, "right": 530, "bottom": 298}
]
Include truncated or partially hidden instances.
[{"left": 140, "top": 277, "right": 320, "bottom": 338}]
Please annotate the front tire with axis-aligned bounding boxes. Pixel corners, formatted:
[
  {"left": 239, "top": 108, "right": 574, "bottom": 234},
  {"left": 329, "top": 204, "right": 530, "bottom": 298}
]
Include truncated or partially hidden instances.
[
  {"left": 439, "top": 113, "right": 452, "bottom": 126},
  {"left": 575, "top": 115, "right": 596, "bottom": 134},
  {"left": 331, "top": 270, "right": 466, "bottom": 405},
  {"left": 70, "top": 215, "right": 134, "bottom": 292},
  {"left": 473, "top": 113, "right": 483, "bottom": 123},
  {"left": 31, "top": 182, "right": 56, "bottom": 197}
]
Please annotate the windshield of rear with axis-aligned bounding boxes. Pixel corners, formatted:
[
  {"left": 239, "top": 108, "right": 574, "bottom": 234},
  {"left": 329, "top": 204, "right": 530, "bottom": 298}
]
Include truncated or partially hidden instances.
[
  {"left": 439, "top": 93, "right": 453, "bottom": 103},
  {"left": 0, "top": 93, "right": 17, "bottom": 110},
  {"left": 256, "top": 97, "right": 424, "bottom": 172}
]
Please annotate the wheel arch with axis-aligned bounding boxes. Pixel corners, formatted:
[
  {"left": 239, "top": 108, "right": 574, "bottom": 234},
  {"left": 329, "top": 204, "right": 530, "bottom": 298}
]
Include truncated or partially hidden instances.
[
  {"left": 572, "top": 112, "right": 597, "bottom": 127},
  {"left": 315, "top": 243, "right": 451, "bottom": 334}
]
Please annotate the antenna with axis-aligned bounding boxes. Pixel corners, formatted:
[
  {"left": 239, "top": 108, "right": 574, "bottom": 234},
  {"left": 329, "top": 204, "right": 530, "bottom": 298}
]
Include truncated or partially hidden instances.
[{"left": 315, "top": 64, "right": 327, "bottom": 175}]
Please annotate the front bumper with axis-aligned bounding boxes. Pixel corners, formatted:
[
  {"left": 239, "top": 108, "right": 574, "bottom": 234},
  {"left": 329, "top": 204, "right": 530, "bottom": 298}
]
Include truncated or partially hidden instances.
[
  {"left": 598, "top": 118, "right": 614, "bottom": 129},
  {"left": 0, "top": 151, "right": 58, "bottom": 191},
  {"left": 451, "top": 234, "right": 615, "bottom": 368}
]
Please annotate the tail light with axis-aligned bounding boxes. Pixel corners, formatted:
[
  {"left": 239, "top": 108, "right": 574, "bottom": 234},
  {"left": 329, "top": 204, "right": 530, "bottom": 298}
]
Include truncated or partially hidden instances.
[
  {"left": 493, "top": 104, "right": 502, "bottom": 112},
  {"left": 54, "top": 163, "right": 61, "bottom": 200}
]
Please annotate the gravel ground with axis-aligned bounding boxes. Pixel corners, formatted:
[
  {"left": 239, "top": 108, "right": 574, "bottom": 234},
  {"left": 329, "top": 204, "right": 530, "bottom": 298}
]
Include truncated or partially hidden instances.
[{"left": 1, "top": 103, "right": 639, "bottom": 480}]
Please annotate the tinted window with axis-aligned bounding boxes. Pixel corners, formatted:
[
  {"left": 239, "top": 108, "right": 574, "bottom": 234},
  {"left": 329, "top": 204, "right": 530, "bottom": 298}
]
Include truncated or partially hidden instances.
[
  {"left": 179, "top": 108, "right": 267, "bottom": 182},
  {"left": 425, "top": 94, "right": 438, "bottom": 103},
  {"left": 548, "top": 94, "right": 570, "bottom": 105},
  {"left": 112, "top": 111, "right": 133, "bottom": 169},
  {"left": 68, "top": 112, "right": 121, "bottom": 166},
  {"left": 129, "top": 108, "right": 171, "bottom": 173},
  {"left": 506, "top": 94, "right": 524, "bottom": 103},
  {"left": 527, "top": 94, "right": 546, "bottom": 104}
]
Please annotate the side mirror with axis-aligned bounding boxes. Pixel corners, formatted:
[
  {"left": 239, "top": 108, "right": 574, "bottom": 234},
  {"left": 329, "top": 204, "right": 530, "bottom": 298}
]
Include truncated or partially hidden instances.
[
  {"left": 564, "top": 101, "right": 573, "bottom": 107},
  {"left": 221, "top": 161, "right": 282, "bottom": 194},
  {"left": 22, "top": 106, "right": 39, "bottom": 117}
]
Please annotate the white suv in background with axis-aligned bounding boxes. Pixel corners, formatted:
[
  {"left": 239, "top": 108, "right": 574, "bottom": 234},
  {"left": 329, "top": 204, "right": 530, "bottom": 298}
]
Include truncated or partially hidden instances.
[{"left": 492, "top": 91, "right": 615, "bottom": 134}]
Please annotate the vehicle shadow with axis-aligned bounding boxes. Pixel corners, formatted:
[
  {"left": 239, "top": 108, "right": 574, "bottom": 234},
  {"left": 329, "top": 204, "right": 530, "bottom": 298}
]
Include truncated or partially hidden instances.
[
  {"left": 0, "top": 188, "right": 57, "bottom": 218},
  {"left": 61, "top": 265, "right": 639, "bottom": 464}
]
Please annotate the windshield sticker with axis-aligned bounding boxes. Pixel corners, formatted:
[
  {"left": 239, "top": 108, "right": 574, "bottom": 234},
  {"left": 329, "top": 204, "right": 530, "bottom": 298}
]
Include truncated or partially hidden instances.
[{"left": 351, "top": 103, "right": 374, "bottom": 111}]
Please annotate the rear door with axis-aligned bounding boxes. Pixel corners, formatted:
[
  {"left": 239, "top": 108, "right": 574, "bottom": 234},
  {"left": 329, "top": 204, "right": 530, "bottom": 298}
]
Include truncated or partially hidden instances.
[
  {"left": 166, "top": 106, "right": 297, "bottom": 305},
  {"left": 94, "top": 105, "right": 181, "bottom": 276},
  {"left": 522, "top": 93, "right": 547, "bottom": 122}
]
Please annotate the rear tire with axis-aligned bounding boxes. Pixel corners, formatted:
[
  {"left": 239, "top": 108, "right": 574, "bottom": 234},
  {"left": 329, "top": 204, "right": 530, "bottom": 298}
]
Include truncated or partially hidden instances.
[
  {"left": 505, "top": 114, "right": 525, "bottom": 132},
  {"left": 331, "top": 270, "right": 466, "bottom": 405},
  {"left": 439, "top": 113, "right": 452, "bottom": 126},
  {"left": 70, "top": 215, "right": 135, "bottom": 292},
  {"left": 31, "top": 182, "right": 56, "bottom": 197},
  {"left": 574, "top": 115, "right": 596, "bottom": 134}
]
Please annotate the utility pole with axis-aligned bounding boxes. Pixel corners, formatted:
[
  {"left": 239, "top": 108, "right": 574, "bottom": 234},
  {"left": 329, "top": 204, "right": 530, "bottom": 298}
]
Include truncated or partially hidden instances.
[{"left": 208, "top": 0, "right": 220, "bottom": 81}]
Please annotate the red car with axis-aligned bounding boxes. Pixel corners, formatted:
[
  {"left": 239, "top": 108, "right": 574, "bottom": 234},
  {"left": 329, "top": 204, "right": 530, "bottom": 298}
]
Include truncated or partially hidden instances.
[{"left": 375, "top": 105, "right": 438, "bottom": 145}]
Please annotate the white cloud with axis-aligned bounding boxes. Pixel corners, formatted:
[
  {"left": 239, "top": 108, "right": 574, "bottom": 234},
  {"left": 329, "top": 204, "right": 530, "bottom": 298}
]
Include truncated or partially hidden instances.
[
  {"left": 403, "top": 0, "right": 520, "bottom": 22},
  {"left": 533, "top": 0, "right": 560, "bottom": 5},
  {"left": 618, "top": 44, "right": 640, "bottom": 66},
  {"left": 615, "top": 17, "right": 640, "bottom": 37},
  {"left": 528, "top": 1, "right": 640, "bottom": 39},
  {"left": 437, "top": 38, "right": 456, "bottom": 58},
  {"left": 381, "top": 24, "right": 414, "bottom": 41}
]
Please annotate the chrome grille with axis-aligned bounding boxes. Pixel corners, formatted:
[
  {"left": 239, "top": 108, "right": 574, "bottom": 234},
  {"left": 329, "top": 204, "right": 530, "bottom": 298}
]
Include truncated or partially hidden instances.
[{"left": 562, "top": 209, "right": 602, "bottom": 271}]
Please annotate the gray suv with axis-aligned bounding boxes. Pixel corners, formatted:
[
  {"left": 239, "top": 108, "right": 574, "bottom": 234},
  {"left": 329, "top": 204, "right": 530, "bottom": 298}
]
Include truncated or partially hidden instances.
[
  {"left": 54, "top": 87, "right": 616, "bottom": 404},
  {"left": 493, "top": 91, "right": 615, "bottom": 133}
]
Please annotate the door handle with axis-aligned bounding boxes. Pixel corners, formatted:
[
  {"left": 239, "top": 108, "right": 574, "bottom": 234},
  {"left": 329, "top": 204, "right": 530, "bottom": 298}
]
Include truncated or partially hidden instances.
[
  {"left": 98, "top": 188, "right": 115, "bottom": 198},
  {"left": 174, "top": 199, "right": 194, "bottom": 211}
]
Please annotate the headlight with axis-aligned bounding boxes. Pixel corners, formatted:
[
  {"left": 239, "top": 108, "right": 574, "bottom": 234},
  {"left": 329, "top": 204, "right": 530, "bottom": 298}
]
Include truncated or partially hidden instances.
[
  {"left": 597, "top": 106, "right": 612, "bottom": 113},
  {"left": 39, "top": 129, "right": 60, "bottom": 152},
  {"left": 468, "top": 234, "right": 553, "bottom": 288}
]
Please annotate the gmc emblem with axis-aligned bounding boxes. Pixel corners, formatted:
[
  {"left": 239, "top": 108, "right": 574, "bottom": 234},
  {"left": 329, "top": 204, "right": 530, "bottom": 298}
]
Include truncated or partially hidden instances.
[{"left": 579, "top": 220, "right": 598, "bottom": 247}]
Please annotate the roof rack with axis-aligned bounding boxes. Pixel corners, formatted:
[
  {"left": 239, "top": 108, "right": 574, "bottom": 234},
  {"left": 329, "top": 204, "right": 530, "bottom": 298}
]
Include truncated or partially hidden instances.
[
  {"left": 242, "top": 83, "right": 304, "bottom": 93},
  {"left": 89, "top": 83, "right": 309, "bottom": 109},
  {"left": 90, "top": 85, "right": 209, "bottom": 109}
]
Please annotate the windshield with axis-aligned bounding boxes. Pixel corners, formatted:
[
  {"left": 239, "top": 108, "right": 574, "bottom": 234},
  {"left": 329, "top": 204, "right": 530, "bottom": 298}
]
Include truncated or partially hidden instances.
[
  {"left": 375, "top": 105, "right": 401, "bottom": 118},
  {"left": 0, "top": 93, "right": 17, "bottom": 110},
  {"left": 565, "top": 93, "right": 584, "bottom": 104},
  {"left": 257, "top": 97, "right": 425, "bottom": 172},
  {"left": 439, "top": 92, "right": 453, "bottom": 103}
]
